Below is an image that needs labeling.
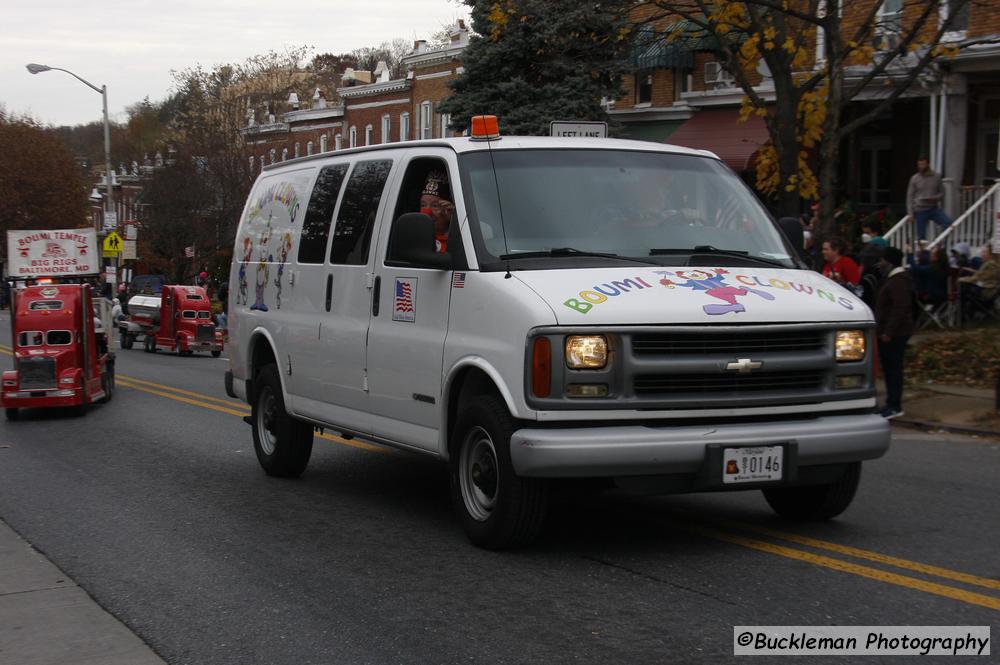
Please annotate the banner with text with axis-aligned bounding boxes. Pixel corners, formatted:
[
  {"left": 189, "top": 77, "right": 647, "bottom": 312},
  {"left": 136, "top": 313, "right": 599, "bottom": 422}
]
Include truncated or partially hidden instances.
[{"left": 5, "top": 229, "right": 100, "bottom": 278}]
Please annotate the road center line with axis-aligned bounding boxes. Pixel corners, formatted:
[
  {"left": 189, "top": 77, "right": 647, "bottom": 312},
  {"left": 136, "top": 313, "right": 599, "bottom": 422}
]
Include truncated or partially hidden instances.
[
  {"left": 685, "top": 524, "right": 1000, "bottom": 612},
  {"left": 712, "top": 519, "right": 1000, "bottom": 592},
  {"left": 117, "top": 374, "right": 248, "bottom": 409},
  {"left": 114, "top": 378, "right": 384, "bottom": 453}
]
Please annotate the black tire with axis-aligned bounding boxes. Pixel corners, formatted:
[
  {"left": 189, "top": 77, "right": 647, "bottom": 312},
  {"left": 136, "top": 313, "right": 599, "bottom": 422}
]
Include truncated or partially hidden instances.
[
  {"left": 98, "top": 363, "right": 114, "bottom": 403},
  {"left": 211, "top": 350, "right": 222, "bottom": 358},
  {"left": 449, "top": 394, "right": 548, "bottom": 549},
  {"left": 5, "top": 408, "right": 18, "bottom": 421},
  {"left": 762, "top": 462, "right": 862, "bottom": 520},
  {"left": 120, "top": 332, "right": 133, "bottom": 350},
  {"left": 251, "top": 364, "right": 313, "bottom": 477}
]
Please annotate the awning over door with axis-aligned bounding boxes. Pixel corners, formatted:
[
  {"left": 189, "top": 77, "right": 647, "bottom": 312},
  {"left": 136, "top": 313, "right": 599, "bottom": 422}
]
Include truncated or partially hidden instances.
[{"left": 664, "top": 108, "right": 769, "bottom": 172}]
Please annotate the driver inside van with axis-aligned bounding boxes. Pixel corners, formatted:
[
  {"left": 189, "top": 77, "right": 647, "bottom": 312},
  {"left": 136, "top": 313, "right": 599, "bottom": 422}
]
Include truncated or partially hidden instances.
[{"left": 419, "top": 170, "right": 454, "bottom": 253}]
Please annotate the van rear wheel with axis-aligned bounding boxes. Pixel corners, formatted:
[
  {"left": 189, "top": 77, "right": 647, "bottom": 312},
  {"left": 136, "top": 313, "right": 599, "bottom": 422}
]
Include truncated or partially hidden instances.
[
  {"left": 5, "top": 408, "right": 18, "bottom": 421},
  {"left": 449, "top": 394, "right": 548, "bottom": 549},
  {"left": 762, "top": 462, "right": 862, "bottom": 520},
  {"left": 251, "top": 364, "right": 313, "bottom": 478}
]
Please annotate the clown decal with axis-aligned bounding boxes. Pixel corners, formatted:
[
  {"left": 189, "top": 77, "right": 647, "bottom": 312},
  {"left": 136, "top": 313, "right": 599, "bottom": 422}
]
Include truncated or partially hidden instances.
[
  {"left": 237, "top": 237, "right": 252, "bottom": 305},
  {"left": 250, "top": 213, "right": 273, "bottom": 312},
  {"left": 273, "top": 231, "right": 293, "bottom": 309},
  {"left": 656, "top": 268, "right": 774, "bottom": 315},
  {"left": 236, "top": 175, "right": 307, "bottom": 314}
]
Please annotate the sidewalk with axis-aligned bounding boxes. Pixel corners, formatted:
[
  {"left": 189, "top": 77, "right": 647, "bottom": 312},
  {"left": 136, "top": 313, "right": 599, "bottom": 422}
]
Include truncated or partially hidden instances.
[
  {"left": 888, "top": 381, "right": 1000, "bottom": 437},
  {"left": 0, "top": 519, "right": 165, "bottom": 665}
]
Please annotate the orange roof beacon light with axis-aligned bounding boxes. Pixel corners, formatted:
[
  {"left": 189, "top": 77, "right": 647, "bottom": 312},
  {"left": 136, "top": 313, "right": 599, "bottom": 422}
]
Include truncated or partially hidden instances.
[{"left": 470, "top": 115, "right": 500, "bottom": 141}]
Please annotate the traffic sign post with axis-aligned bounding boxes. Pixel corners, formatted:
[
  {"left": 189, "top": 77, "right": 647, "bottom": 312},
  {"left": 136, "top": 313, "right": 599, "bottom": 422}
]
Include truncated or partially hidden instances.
[{"left": 102, "top": 231, "right": 122, "bottom": 258}]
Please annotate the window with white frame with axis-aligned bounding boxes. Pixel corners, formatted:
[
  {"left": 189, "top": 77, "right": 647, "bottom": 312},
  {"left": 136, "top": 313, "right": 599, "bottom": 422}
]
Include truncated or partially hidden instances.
[
  {"left": 381, "top": 114, "right": 391, "bottom": 143},
  {"left": 420, "top": 101, "right": 433, "bottom": 139},
  {"left": 940, "top": 0, "right": 969, "bottom": 41},
  {"left": 349, "top": 126, "right": 357, "bottom": 148},
  {"left": 365, "top": 124, "right": 373, "bottom": 146},
  {"left": 400, "top": 112, "right": 410, "bottom": 141},
  {"left": 294, "top": 143, "right": 301, "bottom": 158},
  {"left": 876, "top": 0, "right": 903, "bottom": 49},
  {"left": 439, "top": 113, "right": 451, "bottom": 138},
  {"left": 320, "top": 134, "right": 328, "bottom": 152},
  {"left": 306, "top": 142, "right": 313, "bottom": 156},
  {"left": 335, "top": 133, "right": 343, "bottom": 150}
]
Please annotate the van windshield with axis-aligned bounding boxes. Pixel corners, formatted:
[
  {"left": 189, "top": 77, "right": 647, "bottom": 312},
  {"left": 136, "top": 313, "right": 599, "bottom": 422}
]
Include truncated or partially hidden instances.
[{"left": 461, "top": 149, "right": 794, "bottom": 270}]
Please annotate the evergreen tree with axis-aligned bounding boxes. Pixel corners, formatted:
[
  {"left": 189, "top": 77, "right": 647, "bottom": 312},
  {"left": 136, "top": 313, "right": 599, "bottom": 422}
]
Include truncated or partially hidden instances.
[{"left": 439, "top": 0, "right": 632, "bottom": 135}]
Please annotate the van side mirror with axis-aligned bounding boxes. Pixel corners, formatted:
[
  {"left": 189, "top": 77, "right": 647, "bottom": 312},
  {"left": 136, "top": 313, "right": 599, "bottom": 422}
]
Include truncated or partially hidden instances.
[{"left": 389, "top": 212, "right": 452, "bottom": 269}]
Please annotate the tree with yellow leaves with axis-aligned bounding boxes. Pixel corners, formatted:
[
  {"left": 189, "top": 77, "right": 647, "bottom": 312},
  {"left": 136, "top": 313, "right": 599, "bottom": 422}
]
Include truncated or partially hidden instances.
[{"left": 637, "top": 0, "right": 972, "bottom": 239}]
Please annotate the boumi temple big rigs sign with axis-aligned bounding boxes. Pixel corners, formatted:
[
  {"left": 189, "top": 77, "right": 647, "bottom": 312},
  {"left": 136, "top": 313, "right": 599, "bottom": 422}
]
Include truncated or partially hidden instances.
[{"left": 6, "top": 229, "right": 99, "bottom": 278}]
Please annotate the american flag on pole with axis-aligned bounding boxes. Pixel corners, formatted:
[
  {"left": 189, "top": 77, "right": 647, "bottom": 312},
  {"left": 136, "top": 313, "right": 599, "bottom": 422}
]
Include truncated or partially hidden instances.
[
  {"left": 392, "top": 277, "right": 416, "bottom": 322},
  {"left": 184, "top": 246, "right": 195, "bottom": 258}
]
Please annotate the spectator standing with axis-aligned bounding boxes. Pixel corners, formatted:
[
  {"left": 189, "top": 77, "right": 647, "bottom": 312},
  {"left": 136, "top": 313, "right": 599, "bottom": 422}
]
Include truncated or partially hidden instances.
[
  {"left": 874, "top": 246, "right": 915, "bottom": 419},
  {"left": 821, "top": 237, "right": 862, "bottom": 286},
  {"left": 907, "top": 157, "right": 952, "bottom": 240}
]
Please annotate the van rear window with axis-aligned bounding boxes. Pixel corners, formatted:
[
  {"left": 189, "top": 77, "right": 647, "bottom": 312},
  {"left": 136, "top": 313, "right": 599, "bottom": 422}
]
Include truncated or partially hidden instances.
[
  {"left": 197, "top": 311, "right": 211, "bottom": 319},
  {"left": 185, "top": 294, "right": 204, "bottom": 300},
  {"left": 299, "top": 164, "right": 349, "bottom": 264},
  {"left": 29, "top": 300, "right": 63, "bottom": 310},
  {"left": 182, "top": 310, "right": 196, "bottom": 319},
  {"left": 330, "top": 160, "right": 393, "bottom": 265}
]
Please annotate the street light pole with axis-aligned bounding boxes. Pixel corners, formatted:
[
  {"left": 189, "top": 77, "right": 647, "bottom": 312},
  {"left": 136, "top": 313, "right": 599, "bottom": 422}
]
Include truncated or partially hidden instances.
[{"left": 25, "top": 63, "right": 115, "bottom": 229}]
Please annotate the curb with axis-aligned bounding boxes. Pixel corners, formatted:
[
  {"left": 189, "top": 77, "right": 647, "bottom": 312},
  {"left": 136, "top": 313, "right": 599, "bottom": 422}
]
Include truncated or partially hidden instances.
[{"left": 891, "top": 418, "right": 1000, "bottom": 438}]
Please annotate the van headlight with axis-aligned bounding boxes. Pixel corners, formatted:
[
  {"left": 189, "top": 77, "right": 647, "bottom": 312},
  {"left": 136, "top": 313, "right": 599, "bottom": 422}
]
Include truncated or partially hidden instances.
[
  {"left": 835, "top": 330, "right": 866, "bottom": 362},
  {"left": 565, "top": 335, "right": 608, "bottom": 369}
]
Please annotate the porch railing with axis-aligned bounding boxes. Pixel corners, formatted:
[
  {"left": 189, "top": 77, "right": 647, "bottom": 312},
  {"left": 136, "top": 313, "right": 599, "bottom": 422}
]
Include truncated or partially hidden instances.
[{"left": 928, "top": 181, "right": 999, "bottom": 255}]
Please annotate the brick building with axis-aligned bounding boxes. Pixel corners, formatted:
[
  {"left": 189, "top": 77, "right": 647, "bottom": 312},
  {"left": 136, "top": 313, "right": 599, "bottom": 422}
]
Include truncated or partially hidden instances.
[
  {"left": 612, "top": 1, "right": 1000, "bottom": 219},
  {"left": 240, "top": 19, "right": 470, "bottom": 167}
]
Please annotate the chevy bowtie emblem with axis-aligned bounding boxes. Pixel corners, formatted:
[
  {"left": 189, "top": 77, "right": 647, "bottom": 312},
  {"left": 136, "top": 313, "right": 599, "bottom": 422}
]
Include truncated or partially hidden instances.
[{"left": 726, "top": 358, "right": 763, "bottom": 373}]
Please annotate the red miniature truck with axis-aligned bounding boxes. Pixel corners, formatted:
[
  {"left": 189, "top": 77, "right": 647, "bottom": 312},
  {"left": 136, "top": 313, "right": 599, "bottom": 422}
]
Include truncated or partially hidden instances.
[
  {"left": 119, "top": 285, "right": 223, "bottom": 357},
  {"left": 2, "top": 283, "right": 115, "bottom": 419}
]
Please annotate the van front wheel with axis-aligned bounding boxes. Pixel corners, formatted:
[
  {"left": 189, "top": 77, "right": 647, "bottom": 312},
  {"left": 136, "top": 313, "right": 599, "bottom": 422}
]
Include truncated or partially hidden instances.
[
  {"left": 251, "top": 364, "right": 313, "bottom": 478},
  {"left": 762, "top": 462, "right": 862, "bottom": 520},
  {"left": 450, "top": 395, "right": 548, "bottom": 549}
]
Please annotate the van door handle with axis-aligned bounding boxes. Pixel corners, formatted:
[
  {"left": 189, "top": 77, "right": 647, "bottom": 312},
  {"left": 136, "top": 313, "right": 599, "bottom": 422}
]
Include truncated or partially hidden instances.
[
  {"left": 372, "top": 275, "right": 381, "bottom": 316},
  {"left": 325, "top": 274, "right": 333, "bottom": 312}
]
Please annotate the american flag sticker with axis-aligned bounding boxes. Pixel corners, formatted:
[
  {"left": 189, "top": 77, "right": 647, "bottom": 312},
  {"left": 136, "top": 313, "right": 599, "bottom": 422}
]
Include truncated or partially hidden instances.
[
  {"left": 451, "top": 272, "right": 466, "bottom": 289},
  {"left": 392, "top": 277, "right": 417, "bottom": 322}
]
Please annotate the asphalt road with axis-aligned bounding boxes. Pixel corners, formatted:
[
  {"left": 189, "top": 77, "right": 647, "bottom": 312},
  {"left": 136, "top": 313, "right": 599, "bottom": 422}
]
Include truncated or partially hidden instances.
[{"left": 0, "top": 311, "right": 997, "bottom": 664}]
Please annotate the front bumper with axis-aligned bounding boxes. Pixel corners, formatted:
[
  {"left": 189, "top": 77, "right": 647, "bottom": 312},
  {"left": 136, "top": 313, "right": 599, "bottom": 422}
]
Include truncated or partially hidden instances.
[
  {"left": 2, "top": 388, "right": 82, "bottom": 409},
  {"left": 510, "top": 413, "right": 889, "bottom": 479}
]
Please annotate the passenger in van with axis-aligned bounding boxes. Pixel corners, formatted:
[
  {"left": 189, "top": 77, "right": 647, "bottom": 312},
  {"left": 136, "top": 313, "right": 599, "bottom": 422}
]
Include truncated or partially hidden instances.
[{"left": 419, "top": 170, "right": 454, "bottom": 253}]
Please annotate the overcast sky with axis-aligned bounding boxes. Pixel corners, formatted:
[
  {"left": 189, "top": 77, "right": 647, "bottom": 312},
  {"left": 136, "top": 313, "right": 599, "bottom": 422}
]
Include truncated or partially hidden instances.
[{"left": 2, "top": 1, "right": 470, "bottom": 127}]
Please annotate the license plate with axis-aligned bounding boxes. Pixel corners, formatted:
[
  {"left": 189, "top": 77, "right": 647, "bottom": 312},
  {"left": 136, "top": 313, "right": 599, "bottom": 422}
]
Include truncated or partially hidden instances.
[{"left": 722, "top": 445, "right": 783, "bottom": 484}]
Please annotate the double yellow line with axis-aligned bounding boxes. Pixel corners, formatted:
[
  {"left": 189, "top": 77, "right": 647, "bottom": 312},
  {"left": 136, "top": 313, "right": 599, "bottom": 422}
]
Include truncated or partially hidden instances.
[
  {"left": 2, "top": 343, "right": 998, "bottom": 611},
  {"left": 114, "top": 374, "right": 385, "bottom": 452},
  {"left": 679, "top": 519, "right": 1000, "bottom": 611},
  {"left": 0, "top": 343, "right": 381, "bottom": 452}
]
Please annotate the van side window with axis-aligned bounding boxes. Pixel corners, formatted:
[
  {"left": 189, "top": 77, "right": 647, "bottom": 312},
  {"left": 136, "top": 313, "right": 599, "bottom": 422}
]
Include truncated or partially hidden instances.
[
  {"left": 330, "top": 160, "right": 393, "bottom": 265},
  {"left": 298, "top": 164, "right": 349, "bottom": 264}
]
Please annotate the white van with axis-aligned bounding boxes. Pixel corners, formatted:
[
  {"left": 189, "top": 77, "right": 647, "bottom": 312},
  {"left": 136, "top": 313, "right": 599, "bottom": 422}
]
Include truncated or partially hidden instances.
[{"left": 225, "top": 122, "right": 889, "bottom": 549}]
